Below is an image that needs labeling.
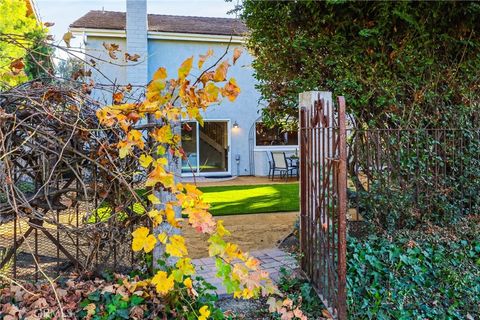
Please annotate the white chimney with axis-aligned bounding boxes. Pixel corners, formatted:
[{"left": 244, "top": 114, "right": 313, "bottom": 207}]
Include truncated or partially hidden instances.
[{"left": 126, "top": 0, "right": 148, "bottom": 86}]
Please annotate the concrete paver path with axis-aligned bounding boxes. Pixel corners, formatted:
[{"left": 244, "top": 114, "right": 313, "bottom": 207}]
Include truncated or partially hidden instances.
[{"left": 192, "top": 248, "right": 298, "bottom": 296}]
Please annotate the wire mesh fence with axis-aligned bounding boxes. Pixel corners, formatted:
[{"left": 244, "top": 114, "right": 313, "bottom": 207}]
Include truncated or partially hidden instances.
[{"left": 0, "top": 174, "right": 144, "bottom": 282}]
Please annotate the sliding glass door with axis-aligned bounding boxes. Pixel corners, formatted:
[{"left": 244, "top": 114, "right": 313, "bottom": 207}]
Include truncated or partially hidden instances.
[
  {"left": 181, "top": 121, "right": 229, "bottom": 175},
  {"left": 181, "top": 122, "right": 198, "bottom": 173}
]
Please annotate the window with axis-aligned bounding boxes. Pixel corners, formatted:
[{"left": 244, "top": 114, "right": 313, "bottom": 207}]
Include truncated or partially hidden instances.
[{"left": 255, "top": 122, "right": 298, "bottom": 146}]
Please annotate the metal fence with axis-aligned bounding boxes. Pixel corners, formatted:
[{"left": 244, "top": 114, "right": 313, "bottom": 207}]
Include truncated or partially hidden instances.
[
  {"left": 299, "top": 94, "right": 347, "bottom": 319},
  {"left": 347, "top": 127, "right": 480, "bottom": 229},
  {"left": 299, "top": 91, "right": 479, "bottom": 319}
]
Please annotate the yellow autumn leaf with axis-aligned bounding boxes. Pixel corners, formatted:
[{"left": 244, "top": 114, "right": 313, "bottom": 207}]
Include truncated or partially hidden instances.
[
  {"left": 152, "top": 67, "right": 167, "bottom": 80},
  {"left": 176, "top": 258, "right": 195, "bottom": 276},
  {"left": 148, "top": 209, "right": 163, "bottom": 226},
  {"left": 166, "top": 235, "right": 188, "bottom": 257},
  {"left": 118, "top": 142, "right": 130, "bottom": 159},
  {"left": 241, "top": 288, "right": 254, "bottom": 299},
  {"left": 147, "top": 194, "right": 160, "bottom": 205},
  {"left": 208, "top": 234, "right": 226, "bottom": 256},
  {"left": 225, "top": 243, "right": 243, "bottom": 261},
  {"left": 146, "top": 165, "right": 174, "bottom": 188},
  {"left": 62, "top": 31, "right": 74, "bottom": 48},
  {"left": 245, "top": 257, "right": 260, "bottom": 270},
  {"left": 146, "top": 80, "right": 166, "bottom": 101},
  {"left": 217, "top": 220, "right": 230, "bottom": 237},
  {"left": 183, "top": 277, "right": 193, "bottom": 289},
  {"left": 166, "top": 203, "right": 181, "bottom": 227},
  {"left": 151, "top": 271, "right": 174, "bottom": 295},
  {"left": 178, "top": 56, "right": 193, "bottom": 80},
  {"left": 150, "top": 125, "right": 173, "bottom": 144},
  {"left": 128, "top": 129, "right": 143, "bottom": 142},
  {"left": 158, "top": 232, "right": 168, "bottom": 244},
  {"left": 139, "top": 154, "right": 153, "bottom": 168},
  {"left": 204, "top": 82, "right": 219, "bottom": 103},
  {"left": 131, "top": 227, "right": 156, "bottom": 253},
  {"left": 199, "top": 306, "right": 211, "bottom": 320}
]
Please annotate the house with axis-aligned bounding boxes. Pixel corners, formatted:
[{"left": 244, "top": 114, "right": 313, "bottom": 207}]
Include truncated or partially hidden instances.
[{"left": 69, "top": 0, "right": 298, "bottom": 177}]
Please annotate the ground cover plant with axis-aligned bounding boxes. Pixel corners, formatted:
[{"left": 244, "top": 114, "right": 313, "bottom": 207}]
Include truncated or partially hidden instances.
[
  {"left": 199, "top": 183, "right": 299, "bottom": 216},
  {"left": 347, "top": 216, "right": 480, "bottom": 319}
]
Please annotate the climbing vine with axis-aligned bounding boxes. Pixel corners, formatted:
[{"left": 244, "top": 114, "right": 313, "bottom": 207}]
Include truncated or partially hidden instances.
[{"left": 96, "top": 50, "right": 279, "bottom": 316}]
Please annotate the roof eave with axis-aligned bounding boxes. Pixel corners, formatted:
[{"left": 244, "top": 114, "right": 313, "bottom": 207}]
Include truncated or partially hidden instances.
[{"left": 70, "top": 27, "right": 245, "bottom": 44}]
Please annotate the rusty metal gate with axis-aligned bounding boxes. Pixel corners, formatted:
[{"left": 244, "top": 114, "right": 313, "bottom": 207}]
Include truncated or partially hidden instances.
[{"left": 299, "top": 93, "right": 347, "bottom": 319}]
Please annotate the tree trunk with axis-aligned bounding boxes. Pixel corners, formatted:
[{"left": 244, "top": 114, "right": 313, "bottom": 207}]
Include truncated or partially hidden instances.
[{"left": 152, "top": 120, "right": 182, "bottom": 269}]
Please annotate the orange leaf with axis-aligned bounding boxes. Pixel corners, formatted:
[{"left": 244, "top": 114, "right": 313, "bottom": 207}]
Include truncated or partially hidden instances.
[
  {"left": 113, "top": 92, "right": 124, "bottom": 104},
  {"left": 233, "top": 47, "right": 243, "bottom": 65},
  {"left": 10, "top": 58, "right": 25, "bottom": 74},
  {"left": 153, "top": 67, "right": 167, "bottom": 81},
  {"left": 198, "top": 49, "right": 214, "bottom": 69},
  {"left": 222, "top": 78, "right": 240, "bottom": 102},
  {"left": 214, "top": 60, "right": 229, "bottom": 82}
]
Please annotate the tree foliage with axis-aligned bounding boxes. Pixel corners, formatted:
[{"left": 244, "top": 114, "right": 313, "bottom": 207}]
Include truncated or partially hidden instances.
[
  {"left": 240, "top": 1, "right": 480, "bottom": 129},
  {"left": 0, "top": 0, "right": 49, "bottom": 89}
]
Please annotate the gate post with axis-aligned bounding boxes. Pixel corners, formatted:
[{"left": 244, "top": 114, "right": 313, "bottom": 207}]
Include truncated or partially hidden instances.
[
  {"left": 299, "top": 91, "right": 347, "bottom": 319},
  {"left": 337, "top": 96, "right": 348, "bottom": 320}
]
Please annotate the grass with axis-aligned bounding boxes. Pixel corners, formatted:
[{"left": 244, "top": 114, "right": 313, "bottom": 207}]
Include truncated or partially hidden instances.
[{"left": 198, "top": 183, "right": 299, "bottom": 216}]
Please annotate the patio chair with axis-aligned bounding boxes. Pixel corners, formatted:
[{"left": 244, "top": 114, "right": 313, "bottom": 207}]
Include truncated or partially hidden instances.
[
  {"left": 270, "top": 152, "right": 296, "bottom": 181},
  {"left": 286, "top": 156, "right": 300, "bottom": 180},
  {"left": 267, "top": 154, "right": 274, "bottom": 179}
]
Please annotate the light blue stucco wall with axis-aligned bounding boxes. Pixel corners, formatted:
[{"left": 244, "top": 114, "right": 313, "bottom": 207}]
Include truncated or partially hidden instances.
[
  {"left": 147, "top": 39, "right": 262, "bottom": 176},
  {"left": 85, "top": 35, "right": 262, "bottom": 176}
]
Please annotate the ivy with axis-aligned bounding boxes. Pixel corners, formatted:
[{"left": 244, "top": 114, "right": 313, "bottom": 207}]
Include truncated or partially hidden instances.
[{"left": 347, "top": 227, "right": 480, "bottom": 319}]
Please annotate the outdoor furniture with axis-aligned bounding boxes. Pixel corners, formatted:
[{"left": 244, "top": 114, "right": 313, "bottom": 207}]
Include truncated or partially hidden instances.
[
  {"left": 267, "top": 158, "right": 274, "bottom": 179},
  {"left": 270, "top": 152, "right": 297, "bottom": 181},
  {"left": 286, "top": 155, "right": 300, "bottom": 180}
]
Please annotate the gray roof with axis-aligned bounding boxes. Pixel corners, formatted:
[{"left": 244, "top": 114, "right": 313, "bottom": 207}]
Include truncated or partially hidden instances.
[{"left": 70, "top": 10, "right": 247, "bottom": 36}]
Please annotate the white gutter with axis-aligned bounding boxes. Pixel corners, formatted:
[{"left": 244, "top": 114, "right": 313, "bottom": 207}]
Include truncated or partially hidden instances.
[{"left": 69, "top": 27, "right": 244, "bottom": 44}]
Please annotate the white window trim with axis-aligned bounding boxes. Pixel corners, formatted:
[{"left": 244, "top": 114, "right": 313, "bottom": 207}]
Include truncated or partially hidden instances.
[
  {"left": 181, "top": 119, "right": 232, "bottom": 177},
  {"left": 254, "top": 121, "right": 299, "bottom": 150},
  {"left": 254, "top": 146, "right": 298, "bottom": 152}
]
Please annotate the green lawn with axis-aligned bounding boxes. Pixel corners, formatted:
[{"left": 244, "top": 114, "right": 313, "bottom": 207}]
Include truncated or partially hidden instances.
[{"left": 198, "top": 183, "right": 299, "bottom": 216}]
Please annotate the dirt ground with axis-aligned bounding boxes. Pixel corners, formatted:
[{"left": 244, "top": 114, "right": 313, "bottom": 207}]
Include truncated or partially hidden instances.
[{"left": 184, "top": 211, "right": 299, "bottom": 258}]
